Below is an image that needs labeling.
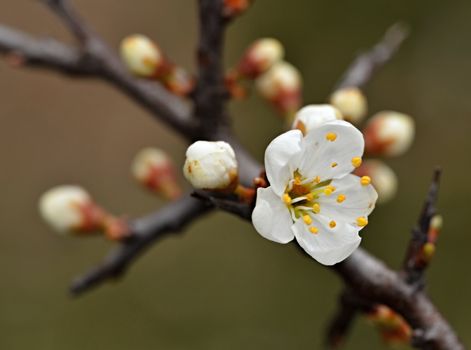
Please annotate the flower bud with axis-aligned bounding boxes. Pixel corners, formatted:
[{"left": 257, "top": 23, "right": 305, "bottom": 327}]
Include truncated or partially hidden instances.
[
  {"left": 238, "top": 38, "right": 284, "bottom": 78},
  {"left": 256, "top": 61, "right": 302, "bottom": 116},
  {"left": 330, "top": 87, "right": 368, "bottom": 124},
  {"left": 183, "top": 141, "right": 238, "bottom": 191},
  {"left": 292, "top": 104, "right": 343, "bottom": 134},
  {"left": 132, "top": 147, "right": 182, "bottom": 200},
  {"left": 120, "top": 34, "right": 163, "bottom": 77},
  {"left": 355, "top": 160, "right": 398, "bottom": 204},
  {"left": 39, "top": 185, "right": 100, "bottom": 234},
  {"left": 162, "top": 66, "right": 195, "bottom": 96},
  {"left": 430, "top": 215, "right": 443, "bottom": 231},
  {"left": 363, "top": 111, "right": 415, "bottom": 157},
  {"left": 223, "top": 0, "right": 252, "bottom": 18}
]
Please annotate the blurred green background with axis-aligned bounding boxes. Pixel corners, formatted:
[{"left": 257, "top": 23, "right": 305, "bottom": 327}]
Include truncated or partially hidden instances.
[{"left": 0, "top": 0, "right": 469, "bottom": 349}]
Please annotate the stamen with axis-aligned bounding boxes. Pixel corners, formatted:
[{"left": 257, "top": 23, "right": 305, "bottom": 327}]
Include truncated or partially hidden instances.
[
  {"left": 331, "top": 162, "right": 338, "bottom": 168},
  {"left": 323, "top": 185, "right": 336, "bottom": 196},
  {"left": 312, "top": 203, "right": 320, "bottom": 214},
  {"left": 360, "top": 176, "right": 371, "bottom": 186},
  {"left": 309, "top": 226, "right": 319, "bottom": 234},
  {"left": 303, "top": 215, "right": 312, "bottom": 225},
  {"left": 329, "top": 220, "right": 337, "bottom": 228},
  {"left": 352, "top": 157, "right": 362, "bottom": 168},
  {"left": 356, "top": 217, "right": 368, "bottom": 227},
  {"left": 291, "top": 196, "right": 307, "bottom": 204},
  {"left": 326, "top": 132, "right": 337, "bottom": 141},
  {"left": 294, "top": 176, "right": 302, "bottom": 185},
  {"left": 337, "top": 194, "right": 346, "bottom": 203},
  {"left": 305, "top": 193, "right": 314, "bottom": 201},
  {"left": 312, "top": 176, "right": 321, "bottom": 184},
  {"left": 283, "top": 193, "right": 292, "bottom": 204}
]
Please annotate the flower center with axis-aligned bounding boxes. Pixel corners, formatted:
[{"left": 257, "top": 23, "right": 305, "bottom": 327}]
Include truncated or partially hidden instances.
[{"left": 282, "top": 171, "right": 341, "bottom": 234}]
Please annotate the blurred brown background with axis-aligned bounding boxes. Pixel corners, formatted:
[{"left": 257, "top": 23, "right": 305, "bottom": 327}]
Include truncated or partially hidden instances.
[{"left": 0, "top": 0, "right": 470, "bottom": 349}]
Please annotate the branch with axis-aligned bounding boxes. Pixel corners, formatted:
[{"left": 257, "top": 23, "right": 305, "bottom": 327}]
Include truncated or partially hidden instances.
[
  {"left": 402, "top": 168, "right": 441, "bottom": 290},
  {"left": 335, "top": 22, "right": 409, "bottom": 90},
  {"left": 70, "top": 196, "right": 213, "bottom": 296},
  {"left": 193, "top": 0, "right": 230, "bottom": 138},
  {"left": 194, "top": 169, "right": 463, "bottom": 349}
]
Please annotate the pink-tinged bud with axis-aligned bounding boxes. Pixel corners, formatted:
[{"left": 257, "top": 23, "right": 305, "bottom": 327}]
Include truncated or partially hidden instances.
[
  {"left": 256, "top": 61, "right": 302, "bottom": 116},
  {"left": 428, "top": 214, "right": 443, "bottom": 243},
  {"left": 238, "top": 38, "right": 284, "bottom": 78},
  {"left": 368, "top": 305, "right": 411, "bottom": 345},
  {"left": 132, "top": 148, "right": 182, "bottom": 200},
  {"left": 120, "top": 34, "right": 163, "bottom": 77},
  {"left": 330, "top": 87, "right": 368, "bottom": 124},
  {"left": 183, "top": 141, "right": 238, "bottom": 191},
  {"left": 292, "top": 104, "right": 343, "bottom": 135},
  {"left": 355, "top": 160, "right": 398, "bottom": 204},
  {"left": 363, "top": 111, "right": 415, "bottom": 157},
  {"left": 39, "top": 185, "right": 104, "bottom": 234},
  {"left": 223, "top": 0, "right": 253, "bottom": 18}
]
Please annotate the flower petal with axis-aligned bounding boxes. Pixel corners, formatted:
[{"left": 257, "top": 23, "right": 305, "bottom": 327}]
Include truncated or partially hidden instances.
[
  {"left": 317, "top": 174, "right": 378, "bottom": 227},
  {"left": 264, "top": 129, "right": 303, "bottom": 196},
  {"left": 292, "top": 215, "right": 361, "bottom": 265},
  {"left": 252, "top": 187, "right": 295, "bottom": 244},
  {"left": 299, "top": 120, "right": 364, "bottom": 181}
]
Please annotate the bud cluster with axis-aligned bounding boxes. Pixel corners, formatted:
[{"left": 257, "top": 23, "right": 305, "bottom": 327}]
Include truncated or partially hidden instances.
[{"left": 417, "top": 214, "right": 443, "bottom": 265}]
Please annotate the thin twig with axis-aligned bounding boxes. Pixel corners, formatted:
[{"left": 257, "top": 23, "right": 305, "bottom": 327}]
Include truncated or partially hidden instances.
[
  {"left": 402, "top": 168, "right": 442, "bottom": 290},
  {"left": 335, "top": 22, "right": 409, "bottom": 90},
  {"left": 70, "top": 196, "right": 212, "bottom": 296}
]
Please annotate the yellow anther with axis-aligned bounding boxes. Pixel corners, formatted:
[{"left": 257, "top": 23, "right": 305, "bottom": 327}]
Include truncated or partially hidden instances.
[
  {"left": 313, "top": 176, "right": 321, "bottom": 184},
  {"left": 326, "top": 132, "right": 337, "bottom": 142},
  {"left": 309, "top": 226, "right": 319, "bottom": 234},
  {"left": 312, "top": 203, "right": 321, "bottom": 214},
  {"left": 324, "top": 188, "right": 333, "bottom": 196},
  {"left": 352, "top": 157, "right": 362, "bottom": 168},
  {"left": 329, "top": 220, "right": 337, "bottom": 228},
  {"left": 360, "top": 176, "right": 371, "bottom": 186},
  {"left": 356, "top": 216, "right": 368, "bottom": 227},
  {"left": 305, "top": 193, "right": 314, "bottom": 201},
  {"left": 283, "top": 193, "right": 292, "bottom": 204},
  {"left": 331, "top": 162, "right": 338, "bottom": 168},
  {"left": 294, "top": 176, "right": 302, "bottom": 185},
  {"left": 337, "top": 194, "right": 346, "bottom": 203},
  {"left": 303, "top": 215, "right": 313, "bottom": 225}
]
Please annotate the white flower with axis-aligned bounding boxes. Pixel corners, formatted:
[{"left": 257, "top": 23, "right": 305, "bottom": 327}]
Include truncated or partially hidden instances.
[
  {"left": 183, "top": 141, "right": 238, "bottom": 190},
  {"left": 39, "top": 185, "right": 91, "bottom": 234},
  {"left": 364, "top": 111, "right": 415, "bottom": 157},
  {"left": 252, "top": 120, "right": 377, "bottom": 265},
  {"left": 120, "top": 34, "right": 162, "bottom": 77},
  {"left": 292, "top": 104, "right": 343, "bottom": 134},
  {"left": 330, "top": 87, "right": 368, "bottom": 124}
]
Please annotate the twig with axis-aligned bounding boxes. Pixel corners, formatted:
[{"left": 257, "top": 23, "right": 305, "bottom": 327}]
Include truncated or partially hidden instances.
[
  {"left": 402, "top": 168, "right": 442, "bottom": 290},
  {"left": 335, "top": 22, "right": 409, "bottom": 90},
  {"left": 70, "top": 196, "right": 212, "bottom": 296}
]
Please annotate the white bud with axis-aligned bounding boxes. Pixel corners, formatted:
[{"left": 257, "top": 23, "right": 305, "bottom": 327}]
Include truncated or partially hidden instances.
[
  {"left": 292, "top": 104, "right": 343, "bottom": 134},
  {"left": 357, "top": 160, "right": 398, "bottom": 203},
  {"left": 330, "top": 87, "right": 368, "bottom": 124},
  {"left": 183, "top": 141, "right": 238, "bottom": 190},
  {"left": 120, "top": 34, "right": 163, "bottom": 77},
  {"left": 256, "top": 61, "right": 301, "bottom": 100},
  {"left": 364, "top": 111, "right": 415, "bottom": 157},
  {"left": 39, "top": 185, "right": 91, "bottom": 233},
  {"left": 240, "top": 38, "right": 284, "bottom": 77}
]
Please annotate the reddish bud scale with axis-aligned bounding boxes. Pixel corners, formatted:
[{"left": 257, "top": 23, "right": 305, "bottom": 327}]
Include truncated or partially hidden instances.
[
  {"left": 75, "top": 201, "right": 108, "bottom": 233},
  {"left": 144, "top": 165, "right": 182, "bottom": 200},
  {"left": 363, "top": 121, "right": 396, "bottom": 155},
  {"left": 271, "top": 89, "right": 302, "bottom": 118},
  {"left": 223, "top": 0, "right": 252, "bottom": 18},
  {"left": 102, "top": 216, "right": 132, "bottom": 241},
  {"left": 368, "top": 305, "right": 411, "bottom": 345}
]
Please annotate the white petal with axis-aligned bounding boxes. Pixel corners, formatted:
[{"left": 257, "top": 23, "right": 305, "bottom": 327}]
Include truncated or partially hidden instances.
[
  {"left": 292, "top": 104, "right": 342, "bottom": 133},
  {"left": 299, "top": 120, "right": 364, "bottom": 181},
  {"left": 252, "top": 187, "right": 295, "bottom": 244},
  {"left": 317, "top": 174, "right": 378, "bottom": 227},
  {"left": 292, "top": 216, "right": 361, "bottom": 265},
  {"left": 264, "top": 129, "right": 303, "bottom": 196}
]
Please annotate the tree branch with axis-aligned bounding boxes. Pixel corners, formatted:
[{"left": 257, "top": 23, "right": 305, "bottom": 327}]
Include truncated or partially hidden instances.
[
  {"left": 335, "top": 22, "right": 409, "bottom": 90},
  {"left": 70, "top": 195, "right": 213, "bottom": 296}
]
